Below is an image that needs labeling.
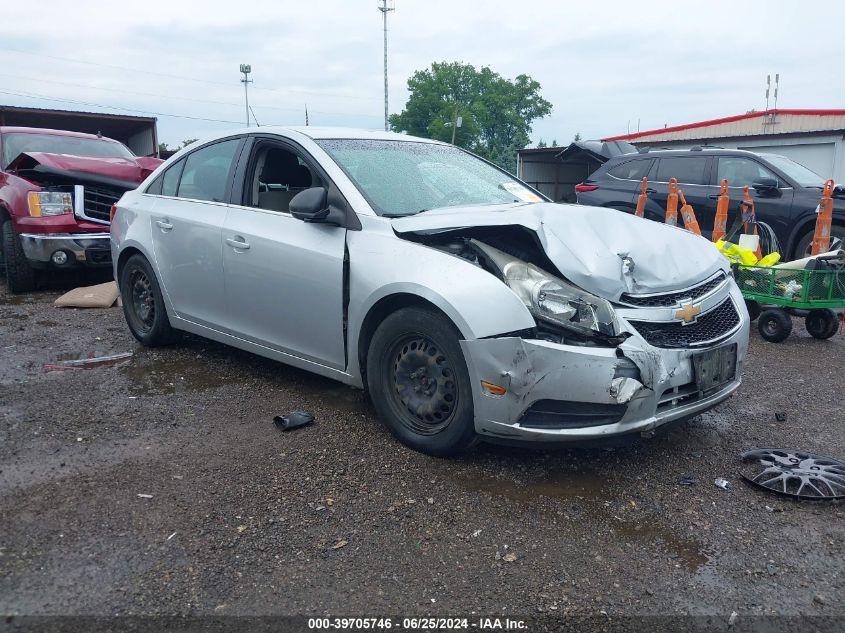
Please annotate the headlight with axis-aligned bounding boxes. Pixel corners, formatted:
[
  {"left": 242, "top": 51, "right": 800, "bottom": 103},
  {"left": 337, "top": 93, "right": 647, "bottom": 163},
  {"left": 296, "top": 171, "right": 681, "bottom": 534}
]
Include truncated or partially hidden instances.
[
  {"left": 27, "top": 191, "right": 73, "bottom": 217},
  {"left": 473, "top": 241, "right": 618, "bottom": 337}
]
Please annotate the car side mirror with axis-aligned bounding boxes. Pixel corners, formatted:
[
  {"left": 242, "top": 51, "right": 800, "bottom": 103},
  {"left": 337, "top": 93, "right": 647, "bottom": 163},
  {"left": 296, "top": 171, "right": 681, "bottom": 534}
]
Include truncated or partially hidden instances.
[
  {"left": 289, "top": 187, "right": 345, "bottom": 225},
  {"left": 752, "top": 176, "right": 779, "bottom": 191}
]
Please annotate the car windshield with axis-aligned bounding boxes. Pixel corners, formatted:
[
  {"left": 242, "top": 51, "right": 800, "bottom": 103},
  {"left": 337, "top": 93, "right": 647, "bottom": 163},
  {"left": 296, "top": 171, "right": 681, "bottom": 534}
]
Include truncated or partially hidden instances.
[
  {"left": 315, "top": 139, "right": 543, "bottom": 216},
  {"left": 759, "top": 153, "right": 826, "bottom": 188},
  {"left": 2, "top": 132, "right": 135, "bottom": 169}
]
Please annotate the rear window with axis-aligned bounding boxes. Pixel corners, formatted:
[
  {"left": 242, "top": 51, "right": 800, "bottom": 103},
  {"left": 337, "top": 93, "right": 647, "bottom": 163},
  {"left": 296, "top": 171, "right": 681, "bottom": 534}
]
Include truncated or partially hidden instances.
[
  {"left": 655, "top": 157, "right": 708, "bottom": 185},
  {"left": 607, "top": 159, "right": 652, "bottom": 181}
]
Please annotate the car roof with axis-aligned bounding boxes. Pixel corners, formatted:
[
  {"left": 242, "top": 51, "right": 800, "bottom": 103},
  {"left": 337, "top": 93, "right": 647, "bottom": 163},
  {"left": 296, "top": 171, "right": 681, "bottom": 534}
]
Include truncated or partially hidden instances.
[
  {"left": 0, "top": 126, "right": 122, "bottom": 143},
  {"left": 194, "top": 125, "right": 447, "bottom": 144}
]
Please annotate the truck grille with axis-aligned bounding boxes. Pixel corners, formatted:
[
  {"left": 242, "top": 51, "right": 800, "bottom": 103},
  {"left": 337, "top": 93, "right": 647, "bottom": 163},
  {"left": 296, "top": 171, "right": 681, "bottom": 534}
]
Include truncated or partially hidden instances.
[
  {"left": 619, "top": 273, "right": 726, "bottom": 308},
  {"left": 82, "top": 186, "right": 123, "bottom": 223},
  {"left": 628, "top": 298, "right": 740, "bottom": 348}
]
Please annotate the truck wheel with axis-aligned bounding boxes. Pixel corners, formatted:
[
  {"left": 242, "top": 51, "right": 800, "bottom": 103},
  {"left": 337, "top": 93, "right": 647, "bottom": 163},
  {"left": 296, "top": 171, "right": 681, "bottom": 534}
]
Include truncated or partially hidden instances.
[
  {"left": 366, "top": 307, "right": 476, "bottom": 457},
  {"left": 1, "top": 220, "right": 36, "bottom": 293},
  {"left": 758, "top": 309, "right": 792, "bottom": 343},
  {"left": 118, "top": 254, "right": 180, "bottom": 346},
  {"left": 805, "top": 309, "right": 839, "bottom": 340}
]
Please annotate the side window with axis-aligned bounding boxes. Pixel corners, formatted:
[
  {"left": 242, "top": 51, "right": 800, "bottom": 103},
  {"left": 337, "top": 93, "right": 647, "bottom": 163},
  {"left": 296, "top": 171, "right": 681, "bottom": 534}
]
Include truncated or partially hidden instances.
[
  {"left": 655, "top": 157, "right": 708, "bottom": 185},
  {"left": 249, "top": 145, "right": 323, "bottom": 213},
  {"left": 161, "top": 159, "right": 184, "bottom": 197},
  {"left": 608, "top": 159, "right": 652, "bottom": 181},
  {"left": 176, "top": 139, "right": 240, "bottom": 202},
  {"left": 716, "top": 157, "right": 779, "bottom": 188},
  {"left": 146, "top": 173, "right": 163, "bottom": 195}
]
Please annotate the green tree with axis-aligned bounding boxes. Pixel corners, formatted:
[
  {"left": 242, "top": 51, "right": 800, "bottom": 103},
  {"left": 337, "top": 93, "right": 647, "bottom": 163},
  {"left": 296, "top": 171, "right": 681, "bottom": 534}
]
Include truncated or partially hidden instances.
[
  {"left": 389, "top": 62, "right": 552, "bottom": 173},
  {"left": 181, "top": 138, "right": 199, "bottom": 148},
  {"left": 573, "top": 132, "right": 582, "bottom": 142},
  {"left": 536, "top": 139, "right": 548, "bottom": 148}
]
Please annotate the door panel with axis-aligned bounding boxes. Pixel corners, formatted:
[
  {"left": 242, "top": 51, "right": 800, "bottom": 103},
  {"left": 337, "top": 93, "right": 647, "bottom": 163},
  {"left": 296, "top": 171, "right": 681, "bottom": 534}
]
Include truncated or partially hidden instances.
[
  {"left": 642, "top": 156, "right": 715, "bottom": 231},
  {"left": 150, "top": 198, "right": 227, "bottom": 326},
  {"left": 222, "top": 206, "right": 347, "bottom": 369}
]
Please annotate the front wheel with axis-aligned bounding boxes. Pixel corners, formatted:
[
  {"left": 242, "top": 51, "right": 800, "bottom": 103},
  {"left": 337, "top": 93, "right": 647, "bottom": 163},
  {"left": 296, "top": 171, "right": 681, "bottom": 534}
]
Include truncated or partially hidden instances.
[
  {"left": 366, "top": 307, "right": 476, "bottom": 456},
  {"left": 805, "top": 309, "right": 839, "bottom": 340},
  {"left": 118, "top": 254, "right": 180, "bottom": 346},
  {"left": 758, "top": 308, "right": 792, "bottom": 343},
  {"left": 793, "top": 224, "right": 845, "bottom": 260},
  {"left": 2, "top": 220, "right": 36, "bottom": 293}
]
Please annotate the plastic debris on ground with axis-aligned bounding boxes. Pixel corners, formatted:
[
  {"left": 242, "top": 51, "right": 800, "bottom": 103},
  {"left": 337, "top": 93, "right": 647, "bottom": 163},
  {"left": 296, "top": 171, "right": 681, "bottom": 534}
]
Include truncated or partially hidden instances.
[
  {"left": 43, "top": 352, "right": 133, "bottom": 372},
  {"left": 273, "top": 411, "right": 314, "bottom": 431},
  {"left": 714, "top": 478, "right": 732, "bottom": 490}
]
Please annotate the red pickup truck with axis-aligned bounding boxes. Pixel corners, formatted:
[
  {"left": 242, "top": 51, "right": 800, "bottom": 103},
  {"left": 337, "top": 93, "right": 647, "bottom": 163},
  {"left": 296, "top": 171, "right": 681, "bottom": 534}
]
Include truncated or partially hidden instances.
[{"left": 0, "top": 126, "right": 162, "bottom": 293}]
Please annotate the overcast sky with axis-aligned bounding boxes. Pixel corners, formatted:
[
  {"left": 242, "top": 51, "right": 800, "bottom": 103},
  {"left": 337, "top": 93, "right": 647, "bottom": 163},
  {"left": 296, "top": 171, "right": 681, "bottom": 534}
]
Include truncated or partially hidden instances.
[{"left": 1, "top": 0, "right": 843, "bottom": 149}]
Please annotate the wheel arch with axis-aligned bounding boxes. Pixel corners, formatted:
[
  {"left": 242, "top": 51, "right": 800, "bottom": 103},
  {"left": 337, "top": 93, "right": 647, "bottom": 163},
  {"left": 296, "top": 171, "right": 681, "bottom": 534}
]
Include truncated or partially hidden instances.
[
  {"left": 786, "top": 211, "right": 845, "bottom": 259},
  {"left": 355, "top": 292, "right": 463, "bottom": 387}
]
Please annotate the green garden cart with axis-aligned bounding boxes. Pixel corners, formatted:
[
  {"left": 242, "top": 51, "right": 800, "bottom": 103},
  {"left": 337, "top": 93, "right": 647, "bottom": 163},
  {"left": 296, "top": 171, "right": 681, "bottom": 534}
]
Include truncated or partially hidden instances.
[{"left": 734, "top": 265, "right": 845, "bottom": 343}]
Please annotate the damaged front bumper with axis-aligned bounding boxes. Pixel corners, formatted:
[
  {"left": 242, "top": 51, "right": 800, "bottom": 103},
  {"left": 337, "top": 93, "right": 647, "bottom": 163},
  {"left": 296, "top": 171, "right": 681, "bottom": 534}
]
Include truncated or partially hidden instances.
[{"left": 460, "top": 297, "right": 749, "bottom": 443}]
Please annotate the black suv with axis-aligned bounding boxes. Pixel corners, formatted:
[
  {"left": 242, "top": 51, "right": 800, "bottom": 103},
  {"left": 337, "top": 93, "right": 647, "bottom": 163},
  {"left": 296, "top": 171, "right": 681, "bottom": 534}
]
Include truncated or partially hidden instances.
[{"left": 575, "top": 148, "right": 845, "bottom": 259}]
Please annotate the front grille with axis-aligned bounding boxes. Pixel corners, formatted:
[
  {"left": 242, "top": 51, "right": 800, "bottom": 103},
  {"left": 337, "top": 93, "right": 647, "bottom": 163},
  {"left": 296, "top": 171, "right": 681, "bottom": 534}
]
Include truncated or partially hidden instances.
[
  {"left": 519, "top": 400, "right": 627, "bottom": 429},
  {"left": 628, "top": 298, "right": 740, "bottom": 348},
  {"left": 620, "top": 273, "right": 726, "bottom": 307},
  {"left": 83, "top": 186, "right": 123, "bottom": 223}
]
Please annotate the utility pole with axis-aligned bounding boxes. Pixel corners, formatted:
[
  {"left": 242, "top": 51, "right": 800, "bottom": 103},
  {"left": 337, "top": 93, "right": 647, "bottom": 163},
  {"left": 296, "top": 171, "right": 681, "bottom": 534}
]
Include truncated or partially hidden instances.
[
  {"left": 377, "top": 0, "right": 395, "bottom": 131},
  {"left": 240, "top": 64, "right": 252, "bottom": 127}
]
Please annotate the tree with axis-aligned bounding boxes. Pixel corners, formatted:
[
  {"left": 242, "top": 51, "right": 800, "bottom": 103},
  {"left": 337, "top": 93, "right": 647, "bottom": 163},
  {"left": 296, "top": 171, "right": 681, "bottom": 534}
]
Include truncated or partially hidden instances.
[
  {"left": 536, "top": 139, "right": 548, "bottom": 148},
  {"left": 389, "top": 62, "right": 552, "bottom": 173},
  {"left": 573, "top": 132, "right": 582, "bottom": 142},
  {"left": 181, "top": 139, "right": 199, "bottom": 148}
]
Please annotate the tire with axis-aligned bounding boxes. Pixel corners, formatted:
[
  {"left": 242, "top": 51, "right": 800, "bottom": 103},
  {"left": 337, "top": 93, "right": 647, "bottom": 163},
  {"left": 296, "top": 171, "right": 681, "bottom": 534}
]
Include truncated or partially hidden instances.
[
  {"left": 745, "top": 300, "right": 761, "bottom": 321},
  {"left": 366, "top": 307, "right": 475, "bottom": 456},
  {"left": 758, "top": 308, "right": 793, "bottom": 343},
  {"left": 805, "top": 309, "right": 839, "bottom": 340},
  {"left": 793, "top": 223, "right": 845, "bottom": 260},
  {"left": 1, "top": 220, "right": 36, "bottom": 293},
  {"left": 118, "top": 254, "right": 180, "bottom": 346}
]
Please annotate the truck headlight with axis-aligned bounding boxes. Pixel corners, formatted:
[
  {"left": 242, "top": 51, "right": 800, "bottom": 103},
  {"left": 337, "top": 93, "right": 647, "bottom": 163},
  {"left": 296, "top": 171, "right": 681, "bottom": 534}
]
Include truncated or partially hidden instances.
[
  {"left": 27, "top": 191, "right": 73, "bottom": 217},
  {"left": 473, "top": 241, "right": 618, "bottom": 337}
]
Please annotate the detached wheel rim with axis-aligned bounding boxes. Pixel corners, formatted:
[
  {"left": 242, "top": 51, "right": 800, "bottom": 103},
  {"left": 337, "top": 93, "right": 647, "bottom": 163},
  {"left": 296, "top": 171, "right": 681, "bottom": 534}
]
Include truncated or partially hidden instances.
[
  {"left": 129, "top": 269, "right": 155, "bottom": 333},
  {"left": 390, "top": 335, "right": 457, "bottom": 435}
]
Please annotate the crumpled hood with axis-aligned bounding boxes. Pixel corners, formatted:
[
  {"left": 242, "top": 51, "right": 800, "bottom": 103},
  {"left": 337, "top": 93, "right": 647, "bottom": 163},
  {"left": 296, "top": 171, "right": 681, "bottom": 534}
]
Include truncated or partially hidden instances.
[
  {"left": 8, "top": 152, "right": 163, "bottom": 183},
  {"left": 392, "top": 202, "right": 728, "bottom": 301}
]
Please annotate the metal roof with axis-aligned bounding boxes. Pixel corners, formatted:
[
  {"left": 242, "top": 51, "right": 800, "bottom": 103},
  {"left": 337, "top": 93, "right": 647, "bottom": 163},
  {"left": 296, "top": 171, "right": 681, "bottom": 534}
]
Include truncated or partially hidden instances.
[{"left": 603, "top": 109, "right": 845, "bottom": 143}]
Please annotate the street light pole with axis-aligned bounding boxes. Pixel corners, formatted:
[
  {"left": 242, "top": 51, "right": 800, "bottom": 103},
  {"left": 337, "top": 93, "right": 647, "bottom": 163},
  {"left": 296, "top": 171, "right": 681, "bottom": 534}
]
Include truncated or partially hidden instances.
[
  {"left": 377, "top": 0, "right": 395, "bottom": 131},
  {"left": 240, "top": 64, "right": 252, "bottom": 127}
]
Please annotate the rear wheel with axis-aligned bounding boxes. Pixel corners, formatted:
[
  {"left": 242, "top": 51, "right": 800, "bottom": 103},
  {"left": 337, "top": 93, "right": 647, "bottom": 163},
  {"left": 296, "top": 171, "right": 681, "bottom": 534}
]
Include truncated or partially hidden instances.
[
  {"left": 805, "top": 309, "right": 839, "bottom": 340},
  {"left": 366, "top": 307, "right": 475, "bottom": 456},
  {"left": 758, "top": 308, "right": 792, "bottom": 343},
  {"left": 1, "top": 220, "right": 36, "bottom": 294},
  {"left": 118, "top": 254, "right": 180, "bottom": 346},
  {"left": 793, "top": 223, "right": 845, "bottom": 260}
]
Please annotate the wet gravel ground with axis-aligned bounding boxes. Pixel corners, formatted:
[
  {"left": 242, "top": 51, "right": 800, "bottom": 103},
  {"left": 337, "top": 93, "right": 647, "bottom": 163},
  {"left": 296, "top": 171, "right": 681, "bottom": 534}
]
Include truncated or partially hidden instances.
[{"left": 1, "top": 277, "right": 844, "bottom": 625}]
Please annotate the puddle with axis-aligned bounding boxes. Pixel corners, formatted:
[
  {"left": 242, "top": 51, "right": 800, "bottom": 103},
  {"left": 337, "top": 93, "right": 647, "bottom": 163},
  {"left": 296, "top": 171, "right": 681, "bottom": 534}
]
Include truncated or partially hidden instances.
[
  {"left": 460, "top": 469, "right": 709, "bottom": 572},
  {"left": 120, "top": 354, "right": 246, "bottom": 396}
]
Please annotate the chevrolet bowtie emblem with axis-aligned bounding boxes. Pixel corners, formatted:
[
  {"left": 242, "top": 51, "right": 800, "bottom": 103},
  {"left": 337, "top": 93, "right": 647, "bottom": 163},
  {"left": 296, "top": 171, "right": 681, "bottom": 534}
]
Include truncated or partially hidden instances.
[{"left": 675, "top": 303, "right": 702, "bottom": 324}]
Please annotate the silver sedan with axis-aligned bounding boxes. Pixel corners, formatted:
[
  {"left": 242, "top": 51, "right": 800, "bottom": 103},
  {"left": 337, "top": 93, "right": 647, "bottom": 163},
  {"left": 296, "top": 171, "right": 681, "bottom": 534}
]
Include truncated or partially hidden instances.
[{"left": 111, "top": 128, "right": 749, "bottom": 456}]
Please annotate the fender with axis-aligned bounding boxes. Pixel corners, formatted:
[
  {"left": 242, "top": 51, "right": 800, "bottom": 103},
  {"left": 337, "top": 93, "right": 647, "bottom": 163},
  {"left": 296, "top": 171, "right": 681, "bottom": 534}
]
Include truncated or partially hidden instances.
[{"left": 345, "top": 228, "right": 535, "bottom": 382}]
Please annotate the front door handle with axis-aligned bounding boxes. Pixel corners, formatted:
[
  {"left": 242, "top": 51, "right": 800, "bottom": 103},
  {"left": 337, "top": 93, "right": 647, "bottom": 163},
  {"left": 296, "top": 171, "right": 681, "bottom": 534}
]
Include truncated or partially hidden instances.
[
  {"left": 226, "top": 236, "right": 251, "bottom": 250},
  {"left": 645, "top": 188, "right": 656, "bottom": 194},
  {"left": 707, "top": 194, "right": 722, "bottom": 200},
  {"left": 155, "top": 218, "right": 173, "bottom": 232}
]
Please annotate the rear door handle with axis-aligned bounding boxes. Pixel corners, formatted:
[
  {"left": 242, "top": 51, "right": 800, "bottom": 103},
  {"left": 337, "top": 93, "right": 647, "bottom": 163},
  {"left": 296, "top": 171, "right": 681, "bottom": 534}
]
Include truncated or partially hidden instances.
[
  {"left": 155, "top": 218, "right": 173, "bottom": 231},
  {"left": 645, "top": 188, "right": 656, "bottom": 194},
  {"left": 707, "top": 194, "right": 722, "bottom": 199},
  {"left": 226, "top": 236, "right": 251, "bottom": 250}
]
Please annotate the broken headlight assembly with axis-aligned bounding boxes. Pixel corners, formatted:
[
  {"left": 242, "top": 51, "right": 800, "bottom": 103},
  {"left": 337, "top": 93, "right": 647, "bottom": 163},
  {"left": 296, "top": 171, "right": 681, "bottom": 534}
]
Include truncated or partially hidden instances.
[
  {"left": 27, "top": 190, "right": 73, "bottom": 217},
  {"left": 472, "top": 241, "right": 618, "bottom": 338}
]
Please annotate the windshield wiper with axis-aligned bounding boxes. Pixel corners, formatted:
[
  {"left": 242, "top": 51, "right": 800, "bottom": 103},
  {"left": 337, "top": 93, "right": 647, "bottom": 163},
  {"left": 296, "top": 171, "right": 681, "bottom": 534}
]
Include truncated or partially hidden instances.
[{"left": 382, "top": 209, "right": 428, "bottom": 218}]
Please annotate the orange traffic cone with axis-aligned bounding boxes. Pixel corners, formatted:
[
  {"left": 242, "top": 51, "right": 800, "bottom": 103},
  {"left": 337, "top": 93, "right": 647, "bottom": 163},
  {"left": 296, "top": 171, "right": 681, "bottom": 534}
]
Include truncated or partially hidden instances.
[
  {"left": 665, "top": 178, "right": 679, "bottom": 227},
  {"left": 678, "top": 189, "right": 702, "bottom": 236},
  {"left": 811, "top": 179, "right": 835, "bottom": 255},
  {"left": 635, "top": 177, "right": 648, "bottom": 218},
  {"left": 712, "top": 179, "right": 729, "bottom": 243}
]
